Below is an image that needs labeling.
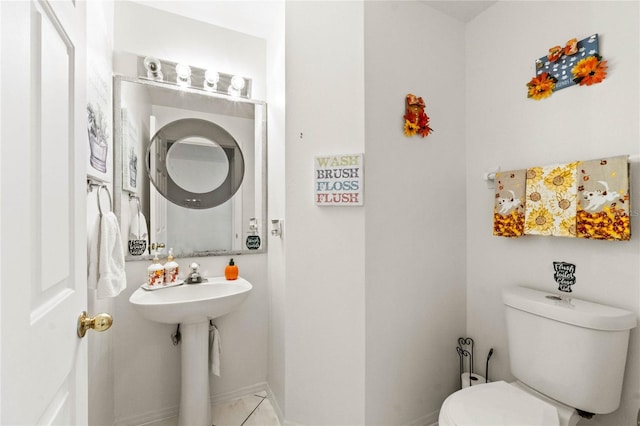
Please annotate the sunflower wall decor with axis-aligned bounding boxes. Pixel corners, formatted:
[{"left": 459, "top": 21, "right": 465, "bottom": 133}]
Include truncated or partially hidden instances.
[
  {"left": 526, "top": 34, "right": 607, "bottom": 100},
  {"left": 403, "top": 94, "right": 433, "bottom": 137}
]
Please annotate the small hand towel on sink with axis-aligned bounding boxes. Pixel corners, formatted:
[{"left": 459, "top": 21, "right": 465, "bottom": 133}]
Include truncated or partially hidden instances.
[
  {"left": 493, "top": 169, "right": 526, "bottom": 237},
  {"left": 576, "top": 156, "right": 630, "bottom": 240},
  {"left": 209, "top": 323, "right": 221, "bottom": 376}
]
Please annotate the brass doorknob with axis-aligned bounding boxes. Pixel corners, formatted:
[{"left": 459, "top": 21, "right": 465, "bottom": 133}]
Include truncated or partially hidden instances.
[
  {"left": 150, "top": 242, "right": 166, "bottom": 251},
  {"left": 77, "top": 311, "right": 113, "bottom": 338}
]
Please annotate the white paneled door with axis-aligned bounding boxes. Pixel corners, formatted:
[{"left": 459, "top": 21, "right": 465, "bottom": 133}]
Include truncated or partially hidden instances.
[{"left": 1, "top": 1, "right": 89, "bottom": 424}]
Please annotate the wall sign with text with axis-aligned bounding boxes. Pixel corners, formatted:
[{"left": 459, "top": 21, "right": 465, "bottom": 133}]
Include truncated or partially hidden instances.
[
  {"left": 553, "top": 261, "right": 576, "bottom": 293},
  {"left": 314, "top": 154, "right": 364, "bottom": 206}
]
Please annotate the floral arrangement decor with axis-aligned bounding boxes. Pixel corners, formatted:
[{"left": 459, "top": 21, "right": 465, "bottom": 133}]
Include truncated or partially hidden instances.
[
  {"left": 571, "top": 54, "right": 608, "bottom": 86},
  {"left": 403, "top": 94, "right": 433, "bottom": 137},
  {"left": 526, "top": 34, "right": 607, "bottom": 100},
  {"left": 526, "top": 72, "right": 558, "bottom": 100}
]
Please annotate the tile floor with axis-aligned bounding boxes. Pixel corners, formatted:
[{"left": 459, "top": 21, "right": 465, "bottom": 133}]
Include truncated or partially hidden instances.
[
  {"left": 212, "top": 391, "right": 280, "bottom": 426},
  {"left": 144, "top": 391, "right": 280, "bottom": 426}
]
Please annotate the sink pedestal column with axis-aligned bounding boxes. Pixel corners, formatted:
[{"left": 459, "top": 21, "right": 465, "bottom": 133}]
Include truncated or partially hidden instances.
[{"left": 178, "top": 321, "right": 212, "bottom": 426}]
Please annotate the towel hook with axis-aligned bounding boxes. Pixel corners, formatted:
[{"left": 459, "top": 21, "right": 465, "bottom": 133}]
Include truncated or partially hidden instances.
[
  {"left": 97, "top": 185, "right": 112, "bottom": 216},
  {"left": 129, "top": 193, "right": 141, "bottom": 216}
]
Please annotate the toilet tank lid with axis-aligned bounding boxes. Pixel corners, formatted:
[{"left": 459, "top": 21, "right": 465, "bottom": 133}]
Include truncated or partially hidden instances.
[{"left": 503, "top": 286, "right": 637, "bottom": 331}]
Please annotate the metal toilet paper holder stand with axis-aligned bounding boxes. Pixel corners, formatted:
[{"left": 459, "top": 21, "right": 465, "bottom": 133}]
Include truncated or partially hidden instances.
[
  {"left": 456, "top": 337, "right": 476, "bottom": 389},
  {"left": 456, "top": 337, "right": 493, "bottom": 389}
]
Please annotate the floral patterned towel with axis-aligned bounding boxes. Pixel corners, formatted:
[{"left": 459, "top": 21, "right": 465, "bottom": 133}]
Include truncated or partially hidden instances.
[
  {"left": 493, "top": 170, "right": 526, "bottom": 237},
  {"left": 576, "top": 156, "right": 630, "bottom": 240},
  {"left": 525, "top": 162, "right": 578, "bottom": 237}
]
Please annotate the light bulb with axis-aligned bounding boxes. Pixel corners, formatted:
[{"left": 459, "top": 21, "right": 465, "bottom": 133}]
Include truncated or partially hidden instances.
[
  {"left": 203, "top": 69, "right": 219, "bottom": 91},
  {"left": 230, "top": 75, "right": 245, "bottom": 91},
  {"left": 175, "top": 63, "right": 191, "bottom": 87},
  {"left": 143, "top": 56, "right": 163, "bottom": 81}
]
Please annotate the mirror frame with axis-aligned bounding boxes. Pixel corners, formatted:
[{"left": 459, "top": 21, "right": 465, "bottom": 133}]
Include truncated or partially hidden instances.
[{"left": 113, "top": 75, "right": 268, "bottom": 260}]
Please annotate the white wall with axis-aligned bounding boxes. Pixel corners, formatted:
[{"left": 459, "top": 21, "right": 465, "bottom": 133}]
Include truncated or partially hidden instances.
[
  {"left": 466, "top": 2, "right": 640, "bottom": 425},
  {"left": 264, "top": 2, "right": 287, "bottom": 418},
  {"left": 284, "top": 2, "right": 366, "bottom": 424},
  {"left": 111, "top": 3, "right": 273, "bottom": 424},
  {"left": 86, "top": 2, "right": 115, "bottom": 425},
  {"left": 364, "top": 2, "right": 467, "bottom": 424}
]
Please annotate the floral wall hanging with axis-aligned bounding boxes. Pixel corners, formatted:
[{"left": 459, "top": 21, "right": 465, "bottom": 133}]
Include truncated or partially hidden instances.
[
  {"left": 526, "top": 34, "right": 607, "bottom": 100},
  {"left": 403, "top": 94, "right": 433, "bottom": 137}
]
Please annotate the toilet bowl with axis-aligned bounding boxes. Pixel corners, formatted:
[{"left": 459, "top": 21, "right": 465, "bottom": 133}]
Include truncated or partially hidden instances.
[
  {"left": 438, "top": 286, "right": 637, "bottom": 426},
  {"left": 438, "top": 381, "right": 580, "bottom": 426}
]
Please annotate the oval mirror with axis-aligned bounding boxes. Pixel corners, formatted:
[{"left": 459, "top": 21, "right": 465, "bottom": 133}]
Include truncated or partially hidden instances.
[
  {"left": 146, "top": 118, "right": 245, "bottom": 209},
  {"left": 166, "top": 137, "right": 230, "bottom": 193}
]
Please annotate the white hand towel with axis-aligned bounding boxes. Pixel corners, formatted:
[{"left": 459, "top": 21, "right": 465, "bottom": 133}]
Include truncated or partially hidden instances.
[
  {"left": 128, "top": 209, "right": 149, "bottom": 256},
  {"left": 209, "top": 323, "right": 221, "bottom": 376},
  {"left": 88, "top": 216, "right": 100, "bottom": 290},
  {"left": 90, "top": 212, "right": 127, "bottom": 298},
  {"left": 129, "top": 210, "right": 148, "bottom": 241}
]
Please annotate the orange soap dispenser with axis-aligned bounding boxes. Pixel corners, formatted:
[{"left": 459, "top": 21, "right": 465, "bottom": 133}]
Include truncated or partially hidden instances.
[{"left": 225, "top": 258, "right": 238, "bottom": 280}]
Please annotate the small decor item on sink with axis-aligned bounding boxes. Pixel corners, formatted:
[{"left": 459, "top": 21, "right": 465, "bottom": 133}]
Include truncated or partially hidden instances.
[
  {"left": 186, "top": 262, "right": 203, "bottom": 284},
  {"left": 147, "top": 253, "right": 165, "bottom": 287},
  {"left": 403, "top": 94, "right": 433, "bottom": 138},
  {"left": 527, "top": 34, "right": 606, "bottom": 100},
  {"left": 225, "top": 258, "right": 238, "bottom": 280},
  {"left": 164, "top": 248, "right": 180, "bottom": 284}
]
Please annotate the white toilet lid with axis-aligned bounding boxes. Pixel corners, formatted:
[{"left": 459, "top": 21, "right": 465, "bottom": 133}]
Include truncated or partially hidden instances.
[{"left": 442, "top": 381, "right": 559, "bottom": 426}]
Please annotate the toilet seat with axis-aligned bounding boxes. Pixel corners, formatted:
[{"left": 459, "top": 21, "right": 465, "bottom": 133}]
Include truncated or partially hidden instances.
[{"left": 439, "top": 381, "right": 559, "bottom": 426}]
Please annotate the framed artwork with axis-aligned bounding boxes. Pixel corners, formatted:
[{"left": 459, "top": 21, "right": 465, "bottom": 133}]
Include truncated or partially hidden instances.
[
  {"left": 86, "top": 1, "right": 112, "bottom": 182},
  {"left": 314, "top": 153, "right": 364, "bottom": 206},
  {"left": 121, "top": 109, "right": 140, "bottom": 193}
]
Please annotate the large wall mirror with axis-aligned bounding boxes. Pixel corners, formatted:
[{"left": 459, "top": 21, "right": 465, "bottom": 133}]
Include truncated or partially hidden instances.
[{"left": 113, "top": 75, "right": 267, "bottom": 260}]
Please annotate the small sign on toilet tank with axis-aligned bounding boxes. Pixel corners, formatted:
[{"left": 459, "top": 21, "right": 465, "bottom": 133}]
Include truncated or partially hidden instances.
[{"left": 553, "top": 261, "right": 576, "bottom": 292}]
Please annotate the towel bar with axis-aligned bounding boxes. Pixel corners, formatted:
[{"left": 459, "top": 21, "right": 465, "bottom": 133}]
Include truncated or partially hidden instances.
[{"left": 483, "top": 154, "right": 640, "bottom": 183}]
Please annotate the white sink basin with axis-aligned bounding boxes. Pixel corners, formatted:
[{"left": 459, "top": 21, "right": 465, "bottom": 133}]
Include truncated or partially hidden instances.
[
  {"left": 129, "top": 276, "right": 252, "bottom": 426},
  {"left": 129, "top": 276, "right": 252, "bottom": 324}
]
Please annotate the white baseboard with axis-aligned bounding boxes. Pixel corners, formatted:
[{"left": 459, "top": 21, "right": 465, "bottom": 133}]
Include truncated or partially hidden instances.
[
  {"left": 210, "top": 381, "right": 269, "bottom": 404},
  {"left": 407, "top": 408, "right": 439, "bottom": 426},
  {"left": 114, "top": 404, "right": 179, "bottom": 426},
  {"left": 264, "top": 383, "right": 285, "bottom": 424}
]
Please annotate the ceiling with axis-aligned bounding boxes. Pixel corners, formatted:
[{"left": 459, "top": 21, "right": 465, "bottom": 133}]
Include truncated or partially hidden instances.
[
  {"left": 132, "top": 1, "right": 497, "bottom": 40},
  {"left": 131, "top": 1, "right": 281, "bottom": 39},
  {"left": 422, "top": 1, "right": 497, "bottom": 22}
]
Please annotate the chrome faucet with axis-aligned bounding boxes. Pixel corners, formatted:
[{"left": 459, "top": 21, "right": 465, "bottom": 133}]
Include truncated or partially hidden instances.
[{"left": 186, "top": 262, "right": 202, "bottom": 284}]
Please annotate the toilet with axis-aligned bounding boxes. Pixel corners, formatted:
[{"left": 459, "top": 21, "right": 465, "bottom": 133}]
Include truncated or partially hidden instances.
[{"left": 439, "top": 286, "right": 637, "bottom": 426}]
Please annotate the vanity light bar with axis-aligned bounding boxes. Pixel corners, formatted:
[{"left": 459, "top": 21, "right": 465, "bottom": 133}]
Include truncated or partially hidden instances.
[{"left": 137, "top": 56, "right": 252, "bottom": 99}]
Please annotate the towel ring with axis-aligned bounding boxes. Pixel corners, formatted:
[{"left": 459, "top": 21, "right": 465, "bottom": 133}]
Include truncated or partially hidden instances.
[{"left": 97, "top": 185, "right": 112, "bottom": 216}]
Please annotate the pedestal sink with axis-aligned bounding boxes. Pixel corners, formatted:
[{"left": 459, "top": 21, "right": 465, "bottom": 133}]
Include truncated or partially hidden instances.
[{"left": 129, "top": 277, "right": 252, "bottom": 426}]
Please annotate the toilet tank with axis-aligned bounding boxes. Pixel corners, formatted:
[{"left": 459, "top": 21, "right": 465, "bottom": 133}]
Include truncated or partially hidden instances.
[{"left": 503, "top": 286, "right": 637, "bottom": 414}]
